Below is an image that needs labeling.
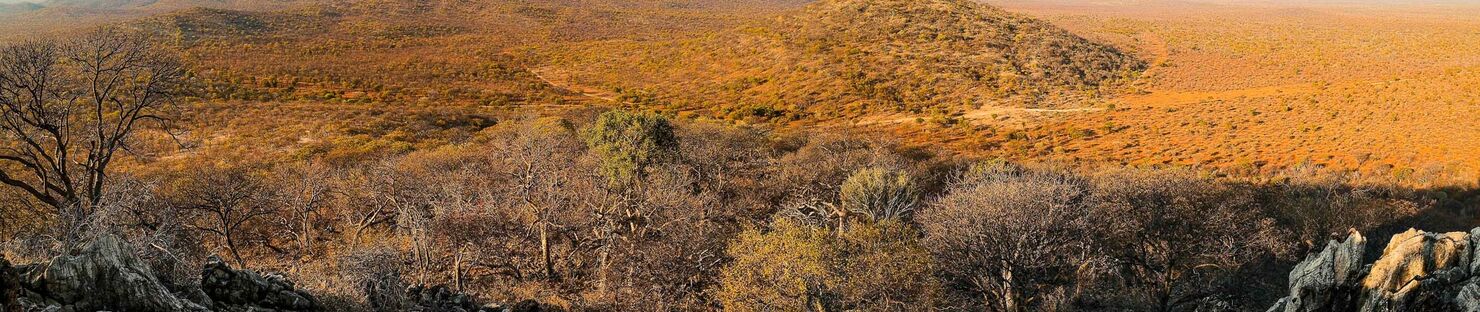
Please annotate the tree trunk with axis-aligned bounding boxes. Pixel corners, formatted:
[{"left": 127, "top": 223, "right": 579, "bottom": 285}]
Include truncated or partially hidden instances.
[
  {"left": 225, "top": 229, "right": 245, "bottom": 267},
  {"left": 1001, "top": 265, "right": 1017, "bottom": 312},
  {"left": 597, "top": 246, "right": 610, "bottom": 296},
  {"left": 453, "top": 250, "right": 463, "bottom": 291},
  {"left": 540, "top": 222, "right": 554, "bottom": 280},
  {"left": 300, "top": 214, "right": 314, "bottom": 258}
]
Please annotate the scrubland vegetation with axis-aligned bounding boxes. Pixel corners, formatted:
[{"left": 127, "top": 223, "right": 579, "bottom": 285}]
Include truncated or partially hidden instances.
[
  {"left": 536, "top": 0, "right": 1144, "bottom": 122},
  {"left": 918, "top": 1, "right": 1480, "bottom": 182},
  {"left": 5, "top": 100, "right": 1476, "bottom": 309},
  {"left": 2, "top": 30, "right": 1475, "bottom": 308},
  {"left": 4, "top": 0, "right": 1480, "bottom": 311}
]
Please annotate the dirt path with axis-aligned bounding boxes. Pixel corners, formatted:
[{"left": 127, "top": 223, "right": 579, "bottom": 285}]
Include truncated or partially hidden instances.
[
  {"left": 527, "top": 67, "right": 619, "bottom": 102},
  {"left": 1114, "top": 82, "right": 1321, "bottom": 108},
  {"left": 856, "top": 105, "right": 1107, "bottom": 125}
]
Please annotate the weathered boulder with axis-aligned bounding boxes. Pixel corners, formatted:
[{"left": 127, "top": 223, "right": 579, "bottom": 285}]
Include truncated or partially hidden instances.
[
  {"left": 15, "top": 235, "right": 209, "bottom": 312},
  {"left": 1357, "top": 229, "right": 1471, "bottom": 311},
  {"left": 1268, "top": 227, "right": 1480, "bottom": 312},
  {"left": 201, "top": 256, "right": 321, "bottom": 311},
  {"left": 1269, "top": 230, "right": 1367, "bottom": 312}
]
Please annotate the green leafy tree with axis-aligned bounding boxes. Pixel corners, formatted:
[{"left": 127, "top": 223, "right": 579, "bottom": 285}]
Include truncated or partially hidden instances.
[{"left": 580, "top": 110, "right": 679, "bottom": 186}]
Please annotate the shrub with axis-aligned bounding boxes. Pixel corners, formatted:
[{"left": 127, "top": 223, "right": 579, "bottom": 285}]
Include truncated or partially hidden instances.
[
  {"left": 919, "top": 164, "right": 1092, "bottom": 311},
  {"left": 839, "top": 167, "right": 920, "bottom": 221},
  {"left": 717, "top": 219, "right": 935, "bottom": 311},
  {"left": 1086, "top": 168, "right": 1290, "bottom": 310},
  {"left": 580, "top": 110, "right": 679, "bottom": 186}
]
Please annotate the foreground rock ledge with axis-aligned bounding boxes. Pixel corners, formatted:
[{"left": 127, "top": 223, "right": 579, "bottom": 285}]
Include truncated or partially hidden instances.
[
  {"left": 1269, "top": 227, "right": 1480, "bottom": 312},
  {"left": 0, "top": 235, "right": 320, "bottom": 312}
]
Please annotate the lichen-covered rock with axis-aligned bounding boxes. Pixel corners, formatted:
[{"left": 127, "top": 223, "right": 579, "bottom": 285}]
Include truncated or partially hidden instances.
[
  {"left": 1457, "top": 283, "right": 1480, "bottom": 311},
  {"left": 1273, "top": 230, "right": 1367, "bottom": 312},
  {"left": 1358, "top": 229, "right": 1471, "bottom": 311},
  {"left": 1268, "top": 227, "right": 1480, "bottom": 312},
  {"left": 17, "top": 235, "right": 209, "bottom": 312},
  {"left": 201, "top": 256, "right": 321, "bottom": 311}
]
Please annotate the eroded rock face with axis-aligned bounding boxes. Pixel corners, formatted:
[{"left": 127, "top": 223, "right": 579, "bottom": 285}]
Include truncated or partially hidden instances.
[
  {"left": 201, "top": 256, "right": 321, "bottom": 312},
  {"left": 9, "top": 236, "right": 324, "bottom": 312},
  {"left": 1270, "top": 230, "right": 1367, "bottom": 312},
  {"left": 1358, "top": 229, "right": 1472, "bottom": 311},
  {"left": 15, "top": 235, "right": 209, "bottom": 312},
  {"left": 1268, "top": 227, "right": 1480, "bottom": 312}
]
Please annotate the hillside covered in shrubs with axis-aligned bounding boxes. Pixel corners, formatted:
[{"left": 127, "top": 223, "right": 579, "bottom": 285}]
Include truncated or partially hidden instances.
[
  {"left": 4, "top": 103, "right": 1476, "bottom": 310},
  {"left": 536, "top": 0, "right": 1146, "bottom": 121},
  {"left": 3, "top": 1, "right": 1480, "bottom": 311}
]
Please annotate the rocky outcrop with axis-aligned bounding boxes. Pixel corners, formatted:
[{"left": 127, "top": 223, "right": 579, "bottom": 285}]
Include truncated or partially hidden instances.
[
  {"left": 1269, "top": 230, "right": 1367, "bottom": 312},
  {"left": 201, "top": 256, "right": 321, "bottom": 312},
  {"left": 1268, "top": 228, "right": 1480, "bottom": 312},
  {"left": 12, "top": 235, "right": 209, "bottom": 312},
  {"left": 8, "top": 235, "right": 322, "bottom": 312},
  {"left": 5, "top": 235, "right": 544, "bottom": 312},
  {"left": 403, "top": 284, "right": 544, "bottom": 312}
]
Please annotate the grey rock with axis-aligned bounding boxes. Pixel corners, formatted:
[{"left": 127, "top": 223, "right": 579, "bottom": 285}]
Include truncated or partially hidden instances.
[
  {"left": 1457, "top": 283, "right": 1480, "bottom": 312},
  {"left": 18, "top": 235, "right": 209, "bottom": 312},
  {"left": 1278, "top": 230, "right": 1366, "bottom": 312},
  {"left": 1268, "top": 228, "right": 1480, "bottom": 312},
  {"left": 201, "top": 256, "right": 321, "bottom": 312},
  {"left": 8, "top": 236, "right": 326, "bottom": 312}
]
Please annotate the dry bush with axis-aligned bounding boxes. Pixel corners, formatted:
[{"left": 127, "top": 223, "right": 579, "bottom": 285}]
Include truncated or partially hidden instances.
[
  {"left": 1263, "top": 165, "right": 1421, "bottom": 251},
  {"left": 771, "top": 133, "right": 905, "bottom": 206},
  {"left": 717, "top": 218, "right": 936, "bottom": 311},
  {"left": 1084, "top": 168, "right": 1291, "bottom": 311},
  {"left": 839, "top": 167, "right": 920, "bottom": 221},
  {"left": 919, "top": 162, "right": 1092, "bottom": 311}
]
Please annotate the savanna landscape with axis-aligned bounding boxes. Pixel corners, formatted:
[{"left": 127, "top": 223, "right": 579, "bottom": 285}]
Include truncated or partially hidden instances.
[{"left": 2, "top": 0, "right": 1480, "bottom": 311}]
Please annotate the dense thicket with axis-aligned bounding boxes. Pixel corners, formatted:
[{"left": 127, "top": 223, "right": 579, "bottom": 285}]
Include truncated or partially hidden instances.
[{"left": 3, "top": 106, "right": 1473, "bottom": 311}]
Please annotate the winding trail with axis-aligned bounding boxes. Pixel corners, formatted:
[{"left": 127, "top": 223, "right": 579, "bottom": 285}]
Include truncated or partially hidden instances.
[{"left": 526, "top": 66, "right": 619, "bottom": 102}]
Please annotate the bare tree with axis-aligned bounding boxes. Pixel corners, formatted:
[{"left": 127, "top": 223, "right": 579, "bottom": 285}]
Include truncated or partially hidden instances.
[
  {"left": 0, "top": 28, "right": 185, "bottom": 247},
  {"left": 491, "top": 120, "right": 582, "bottom": 281},
  {"left": 919, "top": 163, "right": 1093, "bottom": 311},
  {"left": 176, "top": 165, "right": 273, "bottom": 267},
  {"left": 1089, "top": 168, "right": 1289, "bottom": 311},
  {"left": 269, "top": 161, "right": 332, "bottom": 259}
]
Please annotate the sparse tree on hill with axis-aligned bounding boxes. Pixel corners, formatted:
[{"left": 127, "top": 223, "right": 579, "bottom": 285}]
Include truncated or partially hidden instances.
[
  {"left": 579, "top": 109, "right": 680, "bottom": 294},
  {"left": 581, "top": 110, "right": 678, "bottom": 187},
  {"left": 0, "top": 28, "right": 185, "bottom": 249},
  {"left": 175, "top": 166, "right": 272, "bottom": 267}
]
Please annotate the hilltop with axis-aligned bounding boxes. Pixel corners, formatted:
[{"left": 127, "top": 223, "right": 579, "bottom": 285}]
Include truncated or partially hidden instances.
[{"left": 534, "top": 0, "right": 1146, "bottom": 122}]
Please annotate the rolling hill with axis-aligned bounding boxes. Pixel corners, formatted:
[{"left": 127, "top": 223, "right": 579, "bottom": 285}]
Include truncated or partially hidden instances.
[
  {"left": 533, "top": 0, "right": 1146, "bottom": 122},
  {"left": 0, "top": 2, "right": 43, "bottom": 14}
]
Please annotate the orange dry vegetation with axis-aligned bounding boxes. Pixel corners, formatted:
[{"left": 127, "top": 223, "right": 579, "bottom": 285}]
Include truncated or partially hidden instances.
[
  {"left": 869, "top": 1, "right": 1480, "bottom": 186},
  {"left": 6, "top": 0, "right": 1476, "bottom": 186}
]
